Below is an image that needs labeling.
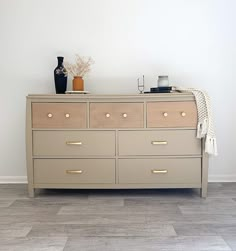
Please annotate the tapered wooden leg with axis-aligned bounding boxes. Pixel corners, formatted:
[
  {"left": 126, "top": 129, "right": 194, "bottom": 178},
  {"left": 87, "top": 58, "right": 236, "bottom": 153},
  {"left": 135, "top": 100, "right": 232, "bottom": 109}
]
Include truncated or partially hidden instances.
[
  {"left": 201, "top": 187, "right": 207, "bottom": 198},
  {"left": 28, "top": 186, "right": 35, "bottom": 198}
]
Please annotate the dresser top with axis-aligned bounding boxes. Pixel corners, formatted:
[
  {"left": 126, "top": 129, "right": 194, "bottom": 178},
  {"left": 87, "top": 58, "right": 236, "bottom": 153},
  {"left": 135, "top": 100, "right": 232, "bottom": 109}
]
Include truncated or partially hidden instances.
[{"left": 27, "top": 93, "right": 195, "bottom": 102}]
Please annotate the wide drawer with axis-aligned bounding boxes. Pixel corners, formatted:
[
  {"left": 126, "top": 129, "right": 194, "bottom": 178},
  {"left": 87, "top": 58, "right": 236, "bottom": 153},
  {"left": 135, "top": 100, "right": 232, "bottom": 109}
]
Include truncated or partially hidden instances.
[
  {"left": 32, "top": 103, "right": 87, "bottom": 128},
  {"left": 118, "top": 130, "right": 201, "bottom": 156},
  {"left": 147, "top": 101, "right": 197, "bottom": 128},
  {"left": 34, "top": 159, "right": 115, "bottom": 184},
  {"left": 33, "top": 131, "right": 115, "bottom": 156},
  {"left": 118, "top": 158, "right": 201, "bottom": 184},
  {"left": 90, "top": 103, "right": 144, "bottom": 128}
]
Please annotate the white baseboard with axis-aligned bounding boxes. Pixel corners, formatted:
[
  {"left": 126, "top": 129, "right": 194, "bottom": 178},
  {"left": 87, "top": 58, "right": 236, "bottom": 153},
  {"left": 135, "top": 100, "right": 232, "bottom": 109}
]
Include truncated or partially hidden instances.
[
  {"left": 0, "top": 176, "right": 27, "bottom": 184},
  {"left": 0, "top": 175, "right": 236, "bottom": 184},
  {"left": 208, "top": 175, "right": 236, "bottom": 182}
]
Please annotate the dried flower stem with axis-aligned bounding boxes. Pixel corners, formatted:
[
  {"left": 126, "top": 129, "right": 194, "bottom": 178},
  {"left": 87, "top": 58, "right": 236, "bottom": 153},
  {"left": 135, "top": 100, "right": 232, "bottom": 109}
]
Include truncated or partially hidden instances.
[{"left": 64, "top": 54, "right": 94, "bottom": 77}]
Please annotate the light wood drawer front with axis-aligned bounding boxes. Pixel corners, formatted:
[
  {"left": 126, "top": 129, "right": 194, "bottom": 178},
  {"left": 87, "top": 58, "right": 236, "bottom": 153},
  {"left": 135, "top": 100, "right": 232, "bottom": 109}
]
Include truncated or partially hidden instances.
[
  {"left": 118, "top": 130, "right": 201, "bottom": 156},
  {"left": 34, "top": 159, "right": 115, "bottom": 184},
  {"left": 147, "top": 101, "right": 197, "bottom": 128},
  {"left": 118, "top": 158, "right": 201, "bottom": 184},
  {"left": 32, "top": 103, "right": 87, "bottom": 128},
  {"left": 90, "top": 103, "right": 144, "bottom": 128},
  {"left": 33, "top": 131, "right": 115, "bottom": 156}
]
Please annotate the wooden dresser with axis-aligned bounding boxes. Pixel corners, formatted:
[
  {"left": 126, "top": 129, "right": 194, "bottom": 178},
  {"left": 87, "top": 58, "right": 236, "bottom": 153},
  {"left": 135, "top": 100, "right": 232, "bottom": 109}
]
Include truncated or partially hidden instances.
[{"left": 26, "top": 94, "right": 208, "bottom": 197}]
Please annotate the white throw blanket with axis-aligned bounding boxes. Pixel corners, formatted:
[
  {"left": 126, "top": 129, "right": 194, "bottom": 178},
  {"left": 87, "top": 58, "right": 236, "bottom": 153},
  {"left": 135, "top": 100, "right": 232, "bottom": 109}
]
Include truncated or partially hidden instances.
[{"left": 174, "top": 87, "right": 217, "bottom": 156}]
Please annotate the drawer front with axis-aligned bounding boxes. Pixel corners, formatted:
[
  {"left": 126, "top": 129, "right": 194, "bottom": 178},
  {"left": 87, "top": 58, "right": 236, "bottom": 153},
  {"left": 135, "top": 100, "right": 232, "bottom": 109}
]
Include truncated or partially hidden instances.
[
  {"left": 32, "top": 103, "right": 87, "bottom": 128},
  {"left": 34, "top": 159, "right": 115, "bottom": 184},
  {"left": 118, "top": 158, "right": 201, "bottom": 184},
  {"left": 33, "top": 131, "right": 115, "bottom": 156},
  {"left": 90, "top": 103, "right": 144, "bottom": 128},
  {"left": 147, "top": 101, "right": 197, "bottom": 128},
  {"left": 118, "top": 130, "right": 201, "bottom": 156}
]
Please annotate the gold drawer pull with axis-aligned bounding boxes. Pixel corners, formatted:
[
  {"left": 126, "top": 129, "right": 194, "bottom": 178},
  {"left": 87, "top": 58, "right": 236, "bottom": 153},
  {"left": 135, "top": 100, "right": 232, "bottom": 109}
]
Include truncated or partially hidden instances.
[
  {"left": 163, "top": 112, "right": 168, "bottom": 117},
  {"left": 105, "top": 113, "right": 110, "bottom": 118},
  {"left": 66, "top": 170, "right": 83, "bottom": 174},
  {"left": 181, "top": 112, "right": 186, "bottom": 117},
  {"left": 151, "top": 141, "right": 168, "bottom": 145},
  {"left": 152, "top": 169, "right": 168, "bottom": 174},
  {"left": 122, "top": 113, "right": 128, "bottom": 118},
  {"left": 47, "top": 113, "right": 53, "bottom": 118},
  {"left": 65, "top": 113, "right": 70, "bottom": 118},
  {"left": 66, "top": 141, "right": 82, "bottom": 145}
]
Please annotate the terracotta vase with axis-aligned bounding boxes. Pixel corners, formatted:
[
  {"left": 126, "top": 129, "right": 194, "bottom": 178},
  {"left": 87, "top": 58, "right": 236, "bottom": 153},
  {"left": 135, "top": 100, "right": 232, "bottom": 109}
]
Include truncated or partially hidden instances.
[{"left": 73, "top": 76, "right": 84, "bottom": 91}]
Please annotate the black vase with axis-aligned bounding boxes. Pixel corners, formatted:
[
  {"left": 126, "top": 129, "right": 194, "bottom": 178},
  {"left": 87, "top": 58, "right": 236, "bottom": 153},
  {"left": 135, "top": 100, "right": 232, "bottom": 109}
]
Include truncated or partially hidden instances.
[{"left": 54, "top": 56, "right": 67, "bottom": 94}]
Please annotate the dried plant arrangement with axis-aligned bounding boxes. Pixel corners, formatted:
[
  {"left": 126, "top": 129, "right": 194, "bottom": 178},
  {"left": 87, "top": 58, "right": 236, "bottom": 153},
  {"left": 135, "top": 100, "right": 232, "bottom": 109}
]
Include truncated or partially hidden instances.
[{"left": 64, "top": 54, "right": 94, "bottom": 77}]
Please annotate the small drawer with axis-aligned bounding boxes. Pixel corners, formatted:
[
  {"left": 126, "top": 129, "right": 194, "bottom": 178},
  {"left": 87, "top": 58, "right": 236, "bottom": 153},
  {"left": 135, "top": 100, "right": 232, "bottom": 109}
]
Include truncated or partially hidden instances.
[
  {"left": 90, "top": 103, "right": 144, "bottom": 128},
  {"left": 147, "top": 101, "right": 197, "bottom": 128},
  {"left": 34, "top": 159, "right": 115, "bottom": 184},
  {"left": 33, "top": 131, "right": 115, "bottom": 156},
  {"left": 118, "top": 158, "right": 201, "bottom": 184},
  {"left": 118, "top": 130, "right": 201, "bottom": 156},
  {"left": 32, "top": 103, "right": 87, "bottom": 128}
]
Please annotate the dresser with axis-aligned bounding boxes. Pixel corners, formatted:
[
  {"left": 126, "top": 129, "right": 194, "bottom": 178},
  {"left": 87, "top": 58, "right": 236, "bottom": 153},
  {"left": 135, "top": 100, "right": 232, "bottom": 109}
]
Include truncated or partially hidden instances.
[{"left": 26, "top": 94, "right": 208, "bottom": 197}]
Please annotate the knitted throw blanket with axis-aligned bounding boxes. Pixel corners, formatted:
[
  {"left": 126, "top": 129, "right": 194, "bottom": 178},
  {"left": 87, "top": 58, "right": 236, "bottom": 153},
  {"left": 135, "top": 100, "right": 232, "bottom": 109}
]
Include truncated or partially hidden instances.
[{"left": 174, "top": 87, "right": 217, "bottom": 156}]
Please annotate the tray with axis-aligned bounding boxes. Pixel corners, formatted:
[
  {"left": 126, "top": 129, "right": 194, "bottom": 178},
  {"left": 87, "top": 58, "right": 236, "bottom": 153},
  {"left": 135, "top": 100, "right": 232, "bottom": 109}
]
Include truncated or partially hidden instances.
[{"left": 65, "top": 91, "right": 90, "bottom": 94}]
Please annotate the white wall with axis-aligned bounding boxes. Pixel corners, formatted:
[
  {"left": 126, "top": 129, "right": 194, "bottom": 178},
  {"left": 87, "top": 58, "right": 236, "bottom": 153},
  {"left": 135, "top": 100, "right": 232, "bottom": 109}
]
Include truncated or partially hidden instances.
[{"left": 0, "top": 0, "right": 235, "bottom": 182}]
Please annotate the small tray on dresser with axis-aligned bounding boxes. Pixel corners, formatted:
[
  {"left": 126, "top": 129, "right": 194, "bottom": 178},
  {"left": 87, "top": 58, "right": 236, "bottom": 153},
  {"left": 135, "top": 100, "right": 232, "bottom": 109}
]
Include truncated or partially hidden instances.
[{"left": 65, "top": 91, "right": 90, "bottom": 94}]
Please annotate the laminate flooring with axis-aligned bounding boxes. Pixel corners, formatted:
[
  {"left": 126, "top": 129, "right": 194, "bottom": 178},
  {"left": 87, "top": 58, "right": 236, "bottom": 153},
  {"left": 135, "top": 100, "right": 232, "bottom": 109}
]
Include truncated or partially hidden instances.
[{"left": 0, "top": 183, "right": 236, "bottom": 251}]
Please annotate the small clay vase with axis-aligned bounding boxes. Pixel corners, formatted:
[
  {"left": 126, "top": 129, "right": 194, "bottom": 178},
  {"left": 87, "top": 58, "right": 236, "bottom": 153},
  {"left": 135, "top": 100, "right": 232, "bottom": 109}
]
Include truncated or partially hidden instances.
[{"left": 73, "top": 76, "right": 84, "bottom": 91}]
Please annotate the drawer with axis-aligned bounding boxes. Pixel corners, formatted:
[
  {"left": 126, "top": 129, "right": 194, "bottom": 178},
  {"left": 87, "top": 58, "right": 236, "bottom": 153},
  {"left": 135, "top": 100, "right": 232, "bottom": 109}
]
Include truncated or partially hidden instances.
[
  {"left": 118, "top": 158, "right": 201, "bottom": 184},
  {"left": 90, "top": 103, "right": 144, "bottom": 128},
  {"left": 34, "top": 159, "right": 115, "bottom": 184},
  {"left": 147, "top": 101, "right": 197, "bottom": 128},
  {"left": 32, "top": 103, "right": 87, "bottom": 128},
  {"left": 118, "top": 130, "right": 201, "bottom": 156},
  {"left": 33, "top": 131, "right": 115, "bottom": 156}
]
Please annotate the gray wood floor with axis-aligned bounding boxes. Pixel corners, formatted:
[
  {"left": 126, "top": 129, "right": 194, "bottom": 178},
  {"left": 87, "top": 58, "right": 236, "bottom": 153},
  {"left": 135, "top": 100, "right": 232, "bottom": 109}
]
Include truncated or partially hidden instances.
[{"left": 0, "top": 183, "right": 236, "bottom": 251}]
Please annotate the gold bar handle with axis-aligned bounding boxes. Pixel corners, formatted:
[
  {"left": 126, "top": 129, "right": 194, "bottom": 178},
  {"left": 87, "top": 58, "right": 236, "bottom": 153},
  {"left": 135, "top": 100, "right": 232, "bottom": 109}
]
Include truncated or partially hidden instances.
[
  {"left": 66, "top": 141, "right": 82, "bottom": 146},
  {"left": 66, "top": 170, "right": 83, "bottom": 174},
  {"left": 151, "top": 141, "right": 167, "bottom": 145},
  {"left": 152, "top": 169, "right": 168, "bottom": 174}
]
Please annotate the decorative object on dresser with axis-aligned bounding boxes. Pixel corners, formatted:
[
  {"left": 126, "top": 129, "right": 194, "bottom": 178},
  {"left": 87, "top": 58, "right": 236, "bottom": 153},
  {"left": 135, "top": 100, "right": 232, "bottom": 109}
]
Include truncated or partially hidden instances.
[
  {"left": 137, "top": 75, "right": 145, "bottom": 94},
  {"left": 145, "top": 86, "right": 172, "bottom": 93},
  {"left": 144, "top": 75, "right": 172, "bottom": 93},
  {"left": 26, "top": 93, "right": 209, "bottom": 198},
  {"left": 54, "top": 56, "right": 67, "bottom": 94},
  {"left": 72, "top": 76, "right": 84, "bottom": 92},
  {"left": 158, "top": 75, "right": 169, "bottom": 87},
  {"left": 64, "top": 54, "right": 94, "bottom": 91}
]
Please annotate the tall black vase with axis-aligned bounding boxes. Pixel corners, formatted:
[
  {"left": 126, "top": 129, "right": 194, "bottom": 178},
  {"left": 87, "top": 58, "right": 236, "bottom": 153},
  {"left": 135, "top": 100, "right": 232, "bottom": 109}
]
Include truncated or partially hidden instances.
[{"left": 54, "top": 57, "right": 67, "bottom": 94}]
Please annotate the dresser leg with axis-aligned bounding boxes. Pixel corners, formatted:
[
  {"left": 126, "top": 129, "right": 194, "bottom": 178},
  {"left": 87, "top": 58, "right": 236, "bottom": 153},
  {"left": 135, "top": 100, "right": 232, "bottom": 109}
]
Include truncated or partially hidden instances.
[
  {"left": 28, "top": 187, "right": 35, "bottom": 198},
  {"left": 200, "top": 187, "right": 207, "bottom": 198}
]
